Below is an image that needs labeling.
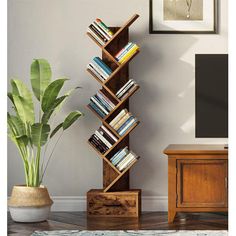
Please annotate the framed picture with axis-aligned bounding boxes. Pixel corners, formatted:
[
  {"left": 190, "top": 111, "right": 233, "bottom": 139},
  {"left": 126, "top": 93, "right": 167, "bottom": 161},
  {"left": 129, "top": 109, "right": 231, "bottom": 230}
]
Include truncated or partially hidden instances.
[{"left": 149, "top": 0, "right": 217, "bottom": 34}]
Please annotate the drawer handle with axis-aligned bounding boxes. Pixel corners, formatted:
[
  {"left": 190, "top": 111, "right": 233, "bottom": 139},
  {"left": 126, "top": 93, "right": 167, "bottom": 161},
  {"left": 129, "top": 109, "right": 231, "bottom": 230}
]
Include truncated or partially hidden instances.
[{"left": 103, "top": 203, "right": 122, "bottom": 207}]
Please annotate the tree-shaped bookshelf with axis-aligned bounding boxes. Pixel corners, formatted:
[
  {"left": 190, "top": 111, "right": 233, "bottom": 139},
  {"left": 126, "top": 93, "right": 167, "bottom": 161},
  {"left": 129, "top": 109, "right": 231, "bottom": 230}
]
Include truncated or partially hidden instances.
[{"left": 86, "top": 14, "right": 141, "bottom": 217}]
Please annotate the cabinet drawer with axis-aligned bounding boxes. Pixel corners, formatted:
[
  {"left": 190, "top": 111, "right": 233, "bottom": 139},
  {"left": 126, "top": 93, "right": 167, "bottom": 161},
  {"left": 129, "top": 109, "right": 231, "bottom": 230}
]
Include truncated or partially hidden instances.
[
  {"left": 87, "top": 190, "right": 141, "bottom": 217},
  {"left": 177, "top": 159, "right": 228, "bottom": 208}
]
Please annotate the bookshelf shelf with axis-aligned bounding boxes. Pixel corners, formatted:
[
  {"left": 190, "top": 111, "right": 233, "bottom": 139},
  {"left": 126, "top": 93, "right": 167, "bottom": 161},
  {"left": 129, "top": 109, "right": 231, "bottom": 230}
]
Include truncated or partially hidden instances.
[{"left": 86, "top": 14, "right": 141, "bottom": 217}]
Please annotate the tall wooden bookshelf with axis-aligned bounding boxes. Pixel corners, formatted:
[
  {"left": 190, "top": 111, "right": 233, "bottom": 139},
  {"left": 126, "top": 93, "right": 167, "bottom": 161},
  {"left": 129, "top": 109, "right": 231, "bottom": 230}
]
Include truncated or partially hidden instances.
[{"left": 86, "top": 14, "right": 141, "bottom": 217}]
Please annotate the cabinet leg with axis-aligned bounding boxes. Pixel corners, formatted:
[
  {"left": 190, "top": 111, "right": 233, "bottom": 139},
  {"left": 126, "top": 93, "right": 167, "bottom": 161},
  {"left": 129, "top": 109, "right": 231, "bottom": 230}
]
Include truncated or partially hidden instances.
[{"left": 168, "top": 211, "right": 176, "bottom": 223}]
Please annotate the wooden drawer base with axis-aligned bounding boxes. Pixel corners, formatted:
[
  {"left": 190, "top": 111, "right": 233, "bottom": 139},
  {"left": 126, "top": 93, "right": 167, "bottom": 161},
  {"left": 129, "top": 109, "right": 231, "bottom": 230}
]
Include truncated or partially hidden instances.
[{"left": 87, "top": 189, "right": 141, "bottom": 217}]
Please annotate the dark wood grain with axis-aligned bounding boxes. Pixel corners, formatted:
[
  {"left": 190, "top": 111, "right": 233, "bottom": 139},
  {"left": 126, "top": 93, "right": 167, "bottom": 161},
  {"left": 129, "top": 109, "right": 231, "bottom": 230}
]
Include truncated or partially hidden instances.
[{"left": 8, "top": 211, "right": 228, "bottom": 236}]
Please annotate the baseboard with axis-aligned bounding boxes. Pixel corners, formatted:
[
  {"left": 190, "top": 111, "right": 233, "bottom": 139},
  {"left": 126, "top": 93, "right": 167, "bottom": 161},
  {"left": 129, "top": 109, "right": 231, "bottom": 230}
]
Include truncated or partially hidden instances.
[{"left": 49, "top": 196, "right": 168, "bottom": 212}]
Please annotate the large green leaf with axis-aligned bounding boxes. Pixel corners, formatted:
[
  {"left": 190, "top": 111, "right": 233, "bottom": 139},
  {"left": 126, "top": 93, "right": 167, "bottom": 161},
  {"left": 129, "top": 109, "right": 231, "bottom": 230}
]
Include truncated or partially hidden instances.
[
  {"left": 50, "top": 123, "right": 63, "bottom": 138},
  {"left": 12, "top": 95, "right": 34, "bottom": 124},
  {"left": 7, "top": 113, "right": 26, "bottom": 136},
  {"left": 41, "top": 95, "right": 68, "bottom": 123},
  {"left": 62, "top": 111, "right": 83, "bottom": 130},
  {"left": 30, "top": 59, "right": 52, "bottom": 101},
  {"left": 41, "top": 78, "right": 68, "bottom": 112},
  {"left": 10, "top": 79, "right": 34, "bottom": 122},
  {"left": 31, "top": 123, "right": 50, "bottom": 147}
]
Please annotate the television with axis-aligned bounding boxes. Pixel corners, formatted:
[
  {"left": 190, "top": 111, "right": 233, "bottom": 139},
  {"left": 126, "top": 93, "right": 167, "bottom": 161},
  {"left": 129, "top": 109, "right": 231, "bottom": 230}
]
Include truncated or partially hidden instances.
[{"left": 195, "top": 54, "right": 228, "bottom": 138}]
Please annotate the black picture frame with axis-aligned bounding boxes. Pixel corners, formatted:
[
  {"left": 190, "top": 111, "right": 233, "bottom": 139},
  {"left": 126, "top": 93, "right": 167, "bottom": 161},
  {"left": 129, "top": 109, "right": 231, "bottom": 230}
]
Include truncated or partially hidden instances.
[{"left": 149, "top": 0, "right": 218, "bottom": 34}]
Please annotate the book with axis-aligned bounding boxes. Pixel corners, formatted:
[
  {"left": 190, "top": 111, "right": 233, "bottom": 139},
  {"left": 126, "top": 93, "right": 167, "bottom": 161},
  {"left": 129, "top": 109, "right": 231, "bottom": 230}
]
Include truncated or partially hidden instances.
[
  {"left": 117, "top": 116, "right": 134, "bottom": 133},
  {"left": 116, "top": 152, "right": 135, "bottom": 168},
  {"left": 87, "top": 64, "right": 106, "bottom": 82},
  {"left": 93, "top": 57, "right": 112, "bottom": 75},
  {"left": 88, "top": 102, "right": 106, "bottom": 118},
  {"left": 95, "top": 131, "right": 112, "bottom": 148},
  {"left": 89, "top": 24, "right": 108, "bottom": 42},
  {"left": 115, "top": 42, "right": 133, "bottom": 59},
  {"left": 113, "top": 112, "right": 131, "bottom": 130},
  {"left": 93, "top": 134, "right": 109, "bottom": 150},
  {"left": 101, "top": 125, "right": 118, "bottom": 142},
  {"left": 94, "top": 94, "right": 111, "bottom": 112},
  {"left": 118, "top": 117, "right": 137, "bottom": 136},
  {"left": 120, "top": 84, "right": 138, "bottom": 100},
  {"left": 87, "top": 29, "right": 105, "bottom": 46},
  {"left": 112, "top": 148, "right": 129, "bottom": 166},
  {"left": 89, "top": 135, "right": 108, "bottom": 153},
  {"left": 109, "top": 109, "right": 128, "bottom": 127},
  {"left": 93, "top": 21, "right": 112, "bottom": 39},
  {"left": 90, "top": 97, "right": 109, "bottom": 115},
  {"left": 116, "top": 80, "right": 136, "bottom": 98},
  {"left": 90, "top": 62, "right": 110, "bottom": 78},
  {"left": 119, "top": 44, "right": 139, "bottom": 64},
  {"left": 116, "top": 79, "right": 134, "bottom": 96},
  {"left": 98, "top": 127, "right": 116, "bottom": 145},
  {"left": 110, "top": 147, "right": 128, "bottom": 161},
  {"left": 96, "top": 19, "right": 114, "bottom": 37},
  {"left": 97, "top": 90, "right": 115, "bottom": 109},
  {"left": 92, "top": 22, "right": 111, "bottom": 41},
  {"left": 117, "top": 43, "right": 137, "bottom": 60},
  {"left": 118, "top": 155, "right": 137, "bottom": 171}
]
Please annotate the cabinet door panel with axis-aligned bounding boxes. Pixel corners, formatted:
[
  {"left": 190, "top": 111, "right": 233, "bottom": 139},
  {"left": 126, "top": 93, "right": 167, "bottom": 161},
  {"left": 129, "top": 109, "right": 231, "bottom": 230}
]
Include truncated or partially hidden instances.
[{"left": 177, "top": 159, "right": 227, "bottom": 208}]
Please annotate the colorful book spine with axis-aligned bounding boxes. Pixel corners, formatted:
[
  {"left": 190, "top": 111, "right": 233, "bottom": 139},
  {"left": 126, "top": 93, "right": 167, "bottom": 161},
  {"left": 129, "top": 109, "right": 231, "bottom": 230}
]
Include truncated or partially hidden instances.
[
  {"left": 94, "top": 94, "right": 112, "bottom": 112},
  {"left": 93, "top": 57, "right": 112, "bottom": 75},
  {"left": 109, "top": 109, "right": 128, "bottom": 127},
  {"left": 96, "top": 19, "right": 114, "bottom": 37},
  {"left": 90, "top": 62, "right": 110, "bottom": 78},
  {"left": 87, "top": 64, "right": 106, "bottom": 82},
  {"left": 113, "top": 112, "right": 131, "bottom": 130},
  {"left": 97, "top": 91, "right": 115, "bottom": 109},
  {"left": 118, "top": 155, "right": 136, "bottom": 171},
  {"left": 101, "top": 125, "right": 118, "bottom": 142},
  {"left": 95, "top": 131, "right": 112, "bottom": 148},
  {"left": 89, "top": 102, "right": 106, "bottom": 118},
  {"left": 110, "top": 147, "right": 127, "bottom": 161},
  {"left": 119, "top": 44, "right": 139, "bottom": 64},
  {"left": 92, "top": 95, "right": 110, "bottom": 113},
  {"left": 117, "top": 44, "right": 137, "bottom": 60},
  {"left": 119, "top": 118, "right": 137, "bottom": 136},
  {"left": 89, "top": 25, "right": 107, "bottom": 42},
  {"left": 87, "top": 28, "right": 105, "bottom": 46},
  {"left": 90, "top": 97, "right": 109, "bottom": 115},
  {"left": 112, "top": 149, "right": 129, "bottom": 166},
  {"left": 92, "top": 22, "right": 111, "bottom": 41},
  {"left": 116, "top": 153, "right": 134, "bottom": 168},
  {"left": 117, "top": 116, "right": 134, "bottom": 133},
  {"left": 115, "top": 42, "right": 133, "bottom": 59},
  {"left": 117, "top": 81, "right": 136, "bottom": 98}
]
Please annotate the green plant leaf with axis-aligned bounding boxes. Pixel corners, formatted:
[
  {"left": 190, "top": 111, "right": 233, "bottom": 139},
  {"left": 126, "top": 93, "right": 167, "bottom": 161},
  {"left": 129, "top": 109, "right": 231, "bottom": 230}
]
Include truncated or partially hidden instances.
[
  {"left": 50, "top": 123, "right": 63, "bottom": 138},
  {"left": 10, "top": 79, "right": 34, "bottom": 123},
  {"left": 41, "top": 95, "right": 68, "bottom": 124},
  {"left": 31, "top": 123, "right": 50, "bottom": 147},
  {"left": 62, "top": 111, "right": 83, "bottom": 130},
  {"left": 7, "top": 113, "right": 26, "bottom": 136},
  {"left": 30, "top": 59, "right": 52, "bottom": 101},
  {"left": 16, "top": 135, "right": 29, "bottom": 146},
  {"left": 41, "top": 78, "right": 68, "bottom": 112},
  {"left": 12, "top": 95, "right": 34, "bottom": 124},
  {"left": 7, "top": 92, "right": 14, "bottom": 104}
]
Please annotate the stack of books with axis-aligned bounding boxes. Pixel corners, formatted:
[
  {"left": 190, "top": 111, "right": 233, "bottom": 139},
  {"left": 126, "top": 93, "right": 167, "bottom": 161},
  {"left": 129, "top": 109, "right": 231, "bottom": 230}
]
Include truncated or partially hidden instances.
[
  {"left": 115, "top": 42, "right": 139, "bottom": 64},
  {"left": 88, "top": 90, "right": 116, "bottom": 118},
  {"left": 109, "top": 109, "right": 138, "bottom": 136},
  {"left": 87, "top": 57, "right": 112, "bottom": 82},
  {"left": 116, "top": 79, "right": 138, "bottom": 100},
  {"left": 110, "top": 147, "right": 138, "bottom": 171},
  {"left": 87, "top": 19, "right": 114, "bottom": 46},
  {"left": 89, "top": 126, "right": 118, "bottom": 154}
]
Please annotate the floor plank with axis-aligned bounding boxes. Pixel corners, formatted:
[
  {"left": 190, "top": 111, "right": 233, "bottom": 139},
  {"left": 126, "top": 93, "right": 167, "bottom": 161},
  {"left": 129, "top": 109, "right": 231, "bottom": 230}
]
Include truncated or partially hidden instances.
[{"left": 8, "top": 212, "right": 228, "bottom": 236}]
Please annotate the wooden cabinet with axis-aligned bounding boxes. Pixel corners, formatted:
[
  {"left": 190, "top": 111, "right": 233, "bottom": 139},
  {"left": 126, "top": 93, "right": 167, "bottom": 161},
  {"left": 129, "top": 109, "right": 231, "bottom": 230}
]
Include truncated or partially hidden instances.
[{"left": 164, "top": 145, "right": 228, "bottom": 223}]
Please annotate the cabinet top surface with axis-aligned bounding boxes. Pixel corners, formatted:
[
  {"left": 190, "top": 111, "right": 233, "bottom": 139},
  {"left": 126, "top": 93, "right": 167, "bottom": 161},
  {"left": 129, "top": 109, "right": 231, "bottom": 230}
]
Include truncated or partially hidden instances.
[{"left": 164, "top": 144, "right": 228, "bottom": 155}]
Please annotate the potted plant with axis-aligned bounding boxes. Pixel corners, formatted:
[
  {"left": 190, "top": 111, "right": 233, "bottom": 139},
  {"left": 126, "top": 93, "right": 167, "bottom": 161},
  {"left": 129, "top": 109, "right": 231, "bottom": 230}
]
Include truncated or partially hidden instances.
[{"left": 8, "top": 59, "right": 83, "bottom": 222}]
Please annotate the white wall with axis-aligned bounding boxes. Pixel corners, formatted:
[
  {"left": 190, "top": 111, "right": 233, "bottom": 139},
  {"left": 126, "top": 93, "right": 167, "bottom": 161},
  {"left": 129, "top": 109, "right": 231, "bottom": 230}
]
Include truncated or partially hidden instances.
[{"left": 8, "top": 0, "right": 228, "bottom": 206}]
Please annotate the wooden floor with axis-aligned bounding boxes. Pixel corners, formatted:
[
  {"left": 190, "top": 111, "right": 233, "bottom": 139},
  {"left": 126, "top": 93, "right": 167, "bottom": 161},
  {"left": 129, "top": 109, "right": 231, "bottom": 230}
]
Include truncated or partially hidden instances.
[{"left": 8, "top": 212, "right": 228, "bottom": 236}]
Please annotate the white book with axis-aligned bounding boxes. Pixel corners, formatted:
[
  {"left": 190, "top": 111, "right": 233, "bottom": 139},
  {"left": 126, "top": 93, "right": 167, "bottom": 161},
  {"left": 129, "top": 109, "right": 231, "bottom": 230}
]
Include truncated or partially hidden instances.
[
  {"left": 101, "top": 125, "right": 118, "bottom": 142},
  {"left": 95, "top": 131, "right": 112, "bottom": 148},
  {"left": 117, "top": 153, "right": 134, "bottom": 168},
  {"left": 116, "top": 79, "right": 134, "bottom": 96},
  {"left": 120, "top": 85, "right": 138, "bottom": 100},
  {"left": 92, "top": 22, "right": 111, "bottom": 41},
  {"left": 109, "top": 109, "right": 128, "bottom": 127},
  {"left": 117, "top": 153, "right": 136, "bottom": 170},
  {"left": 90, "top": 97, "right": 109, "bottom": 115},
  {"left": 119, "top": 117, "right": 137, "bottom": 136},
  {"left": 87, "top": 64, "right": 106, "bottom": 82},
  {"left": 87, "top": 29, "right": 105, "bottom": 46},
  {"left": 117, "top": 81, "right": 136, "bottom": 98},
  {"left": 118, "top": 157, "right": 136, "bottom": 171},
  {"left": 91, "top": 61, "right": 109, "bottom": 78}
]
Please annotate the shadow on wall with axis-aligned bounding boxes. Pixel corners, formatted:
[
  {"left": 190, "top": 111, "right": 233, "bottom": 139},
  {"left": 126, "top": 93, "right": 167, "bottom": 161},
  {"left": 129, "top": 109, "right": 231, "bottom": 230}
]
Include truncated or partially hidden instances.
[{"left": 130, "top": 27, "right": 198, "bottom": 194}]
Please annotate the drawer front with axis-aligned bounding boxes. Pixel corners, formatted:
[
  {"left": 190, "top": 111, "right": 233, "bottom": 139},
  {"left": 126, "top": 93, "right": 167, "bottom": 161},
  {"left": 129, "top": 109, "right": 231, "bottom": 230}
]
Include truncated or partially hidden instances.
[
  {"left": 87, "top": 193, "right": 139, "bottom": 217},
  {"left": 177, "top": 159, "right": 228, "bottom": 208}
]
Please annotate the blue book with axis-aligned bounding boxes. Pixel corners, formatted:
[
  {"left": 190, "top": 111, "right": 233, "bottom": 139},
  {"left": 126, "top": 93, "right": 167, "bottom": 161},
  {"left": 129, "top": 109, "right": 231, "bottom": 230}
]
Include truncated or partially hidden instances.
[
  {"left": 89, "top": 102, "right": 106, "bottom": 118},
  {"left": 94, "top": 94, "right": 112, "bottom": 111},
  {"left": 93, "top": 57, "right": 112, "bottom": 75},
  {"left": 110, "top": 149, "right": 123, "bottom": 162},
  {"left": 119, "top": 118, "right": 137, "bottom": 136},
  {"left": 92, "top": 95, "right": 110, "bottom": 113},
  {"left": 117, "top": 43, "right": 135, "bottom": 60},
  {"left": 117, "top": 116, "right": 134, "bottom": 133},
  {"left": 112, "top": 149, "right": 129, "bottom": 165}
]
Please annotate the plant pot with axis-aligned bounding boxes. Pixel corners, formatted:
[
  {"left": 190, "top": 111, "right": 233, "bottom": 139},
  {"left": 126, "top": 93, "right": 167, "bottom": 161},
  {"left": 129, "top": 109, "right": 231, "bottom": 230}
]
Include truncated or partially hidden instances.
[{"left": 8, "top": 185, "right": 53, "bottom": 223}]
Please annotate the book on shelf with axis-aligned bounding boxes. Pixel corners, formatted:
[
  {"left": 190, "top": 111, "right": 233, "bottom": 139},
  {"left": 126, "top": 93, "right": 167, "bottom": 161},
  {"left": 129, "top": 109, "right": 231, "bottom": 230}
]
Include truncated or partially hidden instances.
[
  {"left": 87, "top": 19, "right": 113, "bottom": 46},
  {"left": 89, "top": 126, "right": 118, "bottom": 154},
  {"left": 116, "top": 79, "right": 137, "bottom": 99},
  {"left": 111, "top": 147, "right": 129, "bottom": 165},
  {"left": 88, "top": 102, "right": 106, "bottom": 118},
  {"left": 90, "top": 96, "right": 109, "bottom": 115},
  {"left": 109, "top": 109, "right": 138, "bottom": 136},
  {"left": 115, "top": 42, "right": 139, "bottom": 64},
  {"left": 97, "top": 90, "right": 115, "bottom": 109},
  {"left": 119, "top": 84, "right": 139, "bottom": 100},
  {"left": 93, "top": 57, "right": 112, "bottom": 75},
  {"left": 87, "top": 64, "right": 106, "bottom": 82}
]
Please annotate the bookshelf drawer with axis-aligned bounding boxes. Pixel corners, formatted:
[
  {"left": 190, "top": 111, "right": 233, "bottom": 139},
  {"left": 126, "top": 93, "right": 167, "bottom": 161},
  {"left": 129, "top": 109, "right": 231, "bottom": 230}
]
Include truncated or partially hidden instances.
[{"left": 87, "top": 189, "right": 141, "bottom": 217}]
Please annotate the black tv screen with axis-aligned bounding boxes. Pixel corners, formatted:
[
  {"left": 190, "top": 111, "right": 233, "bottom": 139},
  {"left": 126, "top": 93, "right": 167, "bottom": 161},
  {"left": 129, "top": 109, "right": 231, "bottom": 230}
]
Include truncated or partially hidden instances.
[{"left": 195, "top": 54, "right": 228, "bottom": 138}]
